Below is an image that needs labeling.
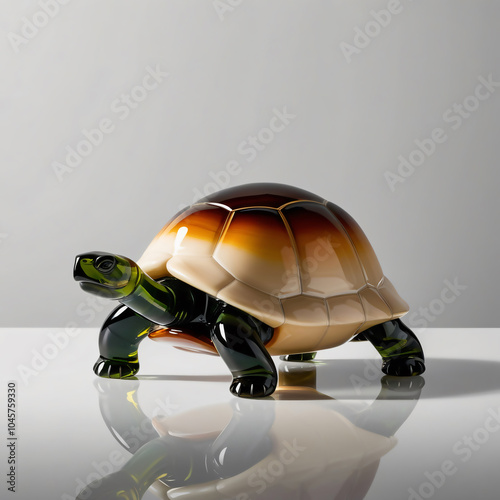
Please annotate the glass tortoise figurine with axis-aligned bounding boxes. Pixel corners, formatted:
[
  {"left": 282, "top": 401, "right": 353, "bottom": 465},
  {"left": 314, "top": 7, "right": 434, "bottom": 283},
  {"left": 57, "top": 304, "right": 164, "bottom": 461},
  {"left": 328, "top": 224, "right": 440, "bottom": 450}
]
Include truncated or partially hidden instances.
[{"left": 73, "top": 182, "right": 425, "bottom": 398}]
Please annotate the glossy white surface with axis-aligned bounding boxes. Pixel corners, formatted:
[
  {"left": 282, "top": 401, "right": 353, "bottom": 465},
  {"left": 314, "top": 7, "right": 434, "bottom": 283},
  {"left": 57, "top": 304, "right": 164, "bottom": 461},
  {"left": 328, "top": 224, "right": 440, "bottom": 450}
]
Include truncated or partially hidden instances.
[{"left": 2, "top": 329, "right": 500, "bottom": 499}]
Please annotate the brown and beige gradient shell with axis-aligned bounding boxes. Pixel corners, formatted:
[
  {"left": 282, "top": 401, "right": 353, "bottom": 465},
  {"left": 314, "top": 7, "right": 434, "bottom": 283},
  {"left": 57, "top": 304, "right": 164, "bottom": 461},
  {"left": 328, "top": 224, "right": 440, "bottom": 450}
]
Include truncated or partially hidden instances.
[{"left": 137, "top": 184, "right": 409, "bottom": 355}]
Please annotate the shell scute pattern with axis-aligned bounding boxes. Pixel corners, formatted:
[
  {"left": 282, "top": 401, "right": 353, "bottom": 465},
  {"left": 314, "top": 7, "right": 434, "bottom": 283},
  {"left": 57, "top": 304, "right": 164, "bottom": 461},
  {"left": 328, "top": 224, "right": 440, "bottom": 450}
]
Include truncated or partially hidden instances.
[{"left": 137, "top": 184, "right": 408, "bottom": 354}]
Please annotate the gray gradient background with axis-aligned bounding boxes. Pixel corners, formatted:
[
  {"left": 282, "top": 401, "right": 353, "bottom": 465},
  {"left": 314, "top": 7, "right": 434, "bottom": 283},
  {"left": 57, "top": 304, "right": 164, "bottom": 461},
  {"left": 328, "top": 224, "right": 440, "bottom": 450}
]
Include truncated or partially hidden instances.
[{"left": 1, "top": 0, "right": 499, "bottom": 328}]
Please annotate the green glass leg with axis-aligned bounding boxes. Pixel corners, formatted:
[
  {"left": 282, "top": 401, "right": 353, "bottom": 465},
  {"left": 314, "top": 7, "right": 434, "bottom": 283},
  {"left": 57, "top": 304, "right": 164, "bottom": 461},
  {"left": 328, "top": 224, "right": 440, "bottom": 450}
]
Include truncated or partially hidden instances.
[
  {"left": 94, "top": 305, "right": 154, "bottom": 378},
  {"left": 76, "top": 437, "right": 196, "bottom": 499},
  {"left": 211, "top": 305, "right": 277, "bottom": 398},
  {"left": 362, "top": 319, "right": 425, "bottom": 376}
]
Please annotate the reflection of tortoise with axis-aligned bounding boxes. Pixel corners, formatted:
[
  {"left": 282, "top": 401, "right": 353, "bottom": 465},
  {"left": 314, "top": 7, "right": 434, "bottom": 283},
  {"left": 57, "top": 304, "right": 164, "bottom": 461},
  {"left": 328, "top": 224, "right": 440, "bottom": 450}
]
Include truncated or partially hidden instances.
[
  {"left": 81, "top": 403, "right": 397, "bottom": 500},
  {"left": 76, "top": 371, "right": 425, "bottom": 500},
  {"left": 73, "top": 183, "right": 425, "bottom": 397}
]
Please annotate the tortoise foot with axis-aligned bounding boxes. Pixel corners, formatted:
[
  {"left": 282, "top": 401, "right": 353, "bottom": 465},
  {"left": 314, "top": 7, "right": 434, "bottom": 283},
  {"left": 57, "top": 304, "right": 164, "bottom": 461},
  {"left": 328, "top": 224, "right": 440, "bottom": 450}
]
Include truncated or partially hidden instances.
[
  {"left": 382, "top": 357, "right": 425, "bottom": 377},
  {"left": 280, "top": 352, "right": 317, "bottom": 362},
  {"left": 230, "top": 375, "right": 276, "bottom": 398},
  {"left": 93, "top": 356, "right": 139, "bottom": 379}
]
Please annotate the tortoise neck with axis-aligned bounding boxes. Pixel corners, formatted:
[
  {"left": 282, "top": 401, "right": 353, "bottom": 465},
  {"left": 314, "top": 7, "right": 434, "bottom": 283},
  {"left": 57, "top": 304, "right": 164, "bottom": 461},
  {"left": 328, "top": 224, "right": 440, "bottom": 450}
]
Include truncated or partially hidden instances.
[{"left": 121, "top": 272, "right": 191, "bottom": 326}]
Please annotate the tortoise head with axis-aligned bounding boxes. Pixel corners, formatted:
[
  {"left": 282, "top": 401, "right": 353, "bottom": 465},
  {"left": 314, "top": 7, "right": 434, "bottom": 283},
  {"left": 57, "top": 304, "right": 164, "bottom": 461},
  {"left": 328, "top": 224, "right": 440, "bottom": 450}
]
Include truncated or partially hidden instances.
[{"left": 73, "top": 252, "right": 140, "bottom": 299}]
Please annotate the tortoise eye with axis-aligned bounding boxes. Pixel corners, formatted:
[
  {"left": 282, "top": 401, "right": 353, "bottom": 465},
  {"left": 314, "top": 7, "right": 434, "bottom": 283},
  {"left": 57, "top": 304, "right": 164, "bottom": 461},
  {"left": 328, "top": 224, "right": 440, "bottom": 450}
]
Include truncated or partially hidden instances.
[{"left": 95, "top": 256, "right": 116, "bottom": 274}]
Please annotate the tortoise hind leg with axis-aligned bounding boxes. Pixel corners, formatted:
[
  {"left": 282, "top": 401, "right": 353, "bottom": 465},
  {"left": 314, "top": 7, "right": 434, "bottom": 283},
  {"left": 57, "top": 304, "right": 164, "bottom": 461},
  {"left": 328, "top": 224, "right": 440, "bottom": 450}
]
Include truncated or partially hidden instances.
[
  {"left": 362, "top": 318, "right": 425, "bottom": 376},
  {"left": 211, "top": 304, "right": 277, "bottom": 398},
  {"left": 94, "top": 305, "right": 154, "bottom": 378},
  {"left": 280, "top": 352, "right": 317, "bottom": 362}
]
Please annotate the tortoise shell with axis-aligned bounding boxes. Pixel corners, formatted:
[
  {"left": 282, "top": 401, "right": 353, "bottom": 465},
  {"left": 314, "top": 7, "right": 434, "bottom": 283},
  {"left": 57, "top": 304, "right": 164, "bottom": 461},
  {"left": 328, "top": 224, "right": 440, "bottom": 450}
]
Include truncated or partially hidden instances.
[{"left": 137, "top": 183, "right": 408, "bottom": 355}]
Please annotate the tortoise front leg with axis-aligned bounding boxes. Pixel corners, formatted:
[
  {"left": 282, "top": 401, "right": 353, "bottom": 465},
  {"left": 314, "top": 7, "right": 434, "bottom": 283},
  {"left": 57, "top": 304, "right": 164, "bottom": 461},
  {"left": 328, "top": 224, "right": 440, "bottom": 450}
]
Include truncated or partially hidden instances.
[
  {"left": 211, "top": 304, "right": 277, "bottom": 398},
  {"left": 94, "top": 305, "right": 154, "bottom": 378}
]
